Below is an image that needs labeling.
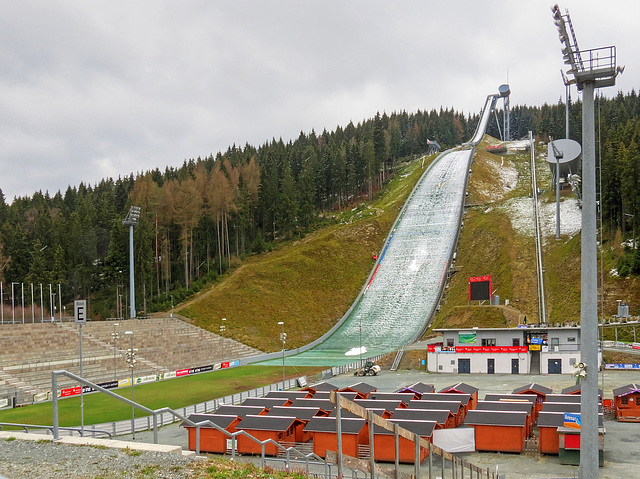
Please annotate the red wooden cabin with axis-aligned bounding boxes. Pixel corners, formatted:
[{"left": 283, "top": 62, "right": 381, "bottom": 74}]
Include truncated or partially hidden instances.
[
  {"left": 182, "top": 414, "right": 241, "bottom": 454},
  {"left": 464, "top": 410, "right": 528, "bottom": 453},
  {"left": 235, "top": 415, "right": 305, "bottom": 456},
  {"left": 304, "top": 417, "right": 368, "bottom": 459},
  {"left": 613, "top": 383, "right": 640, "bottom": 422},
  {"left": 372, "top": 420, "right": 437, "bottom": 463}
]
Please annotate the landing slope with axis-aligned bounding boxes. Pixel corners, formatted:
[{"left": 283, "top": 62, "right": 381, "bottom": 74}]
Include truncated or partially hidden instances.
[{"left": 267, "top": 148, "right": 473, "bottom": 366}]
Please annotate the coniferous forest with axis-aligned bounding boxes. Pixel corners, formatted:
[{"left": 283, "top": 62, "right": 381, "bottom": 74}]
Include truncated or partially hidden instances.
[{"left": 0, "top": 91, "right": 638, "bottom": 319}]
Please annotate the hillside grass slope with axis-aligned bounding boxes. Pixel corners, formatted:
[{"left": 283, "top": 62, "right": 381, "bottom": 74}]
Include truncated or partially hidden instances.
[{"left": 179, "top": 155, "right": 435, "bottom": 352}]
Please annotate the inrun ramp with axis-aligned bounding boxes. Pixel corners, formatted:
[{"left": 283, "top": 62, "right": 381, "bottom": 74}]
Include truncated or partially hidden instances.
[{"left": 260, "top": 148, "right": 474, "bottom": 367}]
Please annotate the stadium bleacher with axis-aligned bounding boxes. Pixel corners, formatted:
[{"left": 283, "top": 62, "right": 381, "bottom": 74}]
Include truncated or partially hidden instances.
[{"left": 0, "top": 317, "right": 262, "bottom": 406}]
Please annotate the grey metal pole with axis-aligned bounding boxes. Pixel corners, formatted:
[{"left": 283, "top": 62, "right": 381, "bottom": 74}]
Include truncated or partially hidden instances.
[
  {"left": 1, "top": 282, "right": 3, "bottom": 324},
  {"left": 580, "top": 81, "right": 599, "bottom": 478},
  {"left": 129, "top": 224, "right": 136, "bottom": 319},
  {"left": 556, "top": 149, "right": 561, "bottom": 239},
  {"left": 566, "top": 82, "right": 570, "bottom": 140},
  {"left": 80, "top": 323, "right": 84, "bottom": 435},
  {"left": 131, "top": 335, "right": 135, "bottom": 439},
  {"left": 336, "top": 392, "right": 343, "bottom": 478},
  {"left": 52, "top": 372, "right": 59, "bottom": 440},
  {"left": 368, "top": 410, "right": 375, "bottom": 479}
]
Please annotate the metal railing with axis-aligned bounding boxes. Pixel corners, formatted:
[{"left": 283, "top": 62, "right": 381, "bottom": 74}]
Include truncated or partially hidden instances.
[{"left": 0, "top": 422, "right": 112, "bottom": 438}]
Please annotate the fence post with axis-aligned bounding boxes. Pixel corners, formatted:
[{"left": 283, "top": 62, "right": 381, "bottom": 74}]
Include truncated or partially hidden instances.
[
  {"left": 414, "top": 433, "right": 420, "bottom": 479},
  {"left": 394, "top": 423, "right": 400, "bottom": 479},
  {"left": 368, "top": 410, "right": 375, "bottom": 479}
]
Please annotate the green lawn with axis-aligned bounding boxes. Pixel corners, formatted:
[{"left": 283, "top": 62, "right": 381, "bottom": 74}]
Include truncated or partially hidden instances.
[{"left": 0, "top": 365, "right": 323, "bottom": 427}]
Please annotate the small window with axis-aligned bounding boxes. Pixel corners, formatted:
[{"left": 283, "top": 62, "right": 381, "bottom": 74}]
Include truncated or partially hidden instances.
[
  {"left": 568, "top": 337, "right": 576, "bottom": 343},
  {"left": 451, "top": 360, "right": 455, "bottom": 365},
  {"left": 512, "top": 338, "right": 520, "bottom": 346},
  {"left": 447, "top": 338, "right": 454, "bottom": 347},
  {"left": 482, "top": 338, "right": 496, "bottom": 346},
  {"left": 551, "top": 338, "right": 559, "bottom": 347},
  {"left": 621, "top": 396, "right": 629, "bottom": 405},
  {"left": 438, "top": 365, "right": 443, "bottom": 370}
]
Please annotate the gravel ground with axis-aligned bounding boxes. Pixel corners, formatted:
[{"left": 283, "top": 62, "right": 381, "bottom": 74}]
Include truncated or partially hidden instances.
[{"left": 0, "top": 435, "right": 201, "bottom": 479}]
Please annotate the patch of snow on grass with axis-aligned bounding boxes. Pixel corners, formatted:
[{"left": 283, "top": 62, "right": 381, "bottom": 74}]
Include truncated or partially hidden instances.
[
  {"left": 500, "top": 197, "right": 582, "bottom": 238},
  {"left": 538, "top": 197, "right": 582, "bottom": 238},
  {"left": 476, "top": 159, "right": 518, "bottom": 202}
]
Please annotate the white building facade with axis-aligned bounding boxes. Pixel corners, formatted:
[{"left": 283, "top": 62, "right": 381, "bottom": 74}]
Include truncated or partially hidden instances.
[{"left": 427, "top": 326, "right": 589, "bottom": 375}]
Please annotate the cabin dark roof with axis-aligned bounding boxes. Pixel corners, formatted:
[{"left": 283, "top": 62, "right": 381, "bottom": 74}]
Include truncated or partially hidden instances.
[
  {"left": 420, "top": 393, "right": 471, "bottom": 406},
  {"left": 368, "top": 393, "right": 415, "bottom": 403},
  {"left": 212, "top": 405, "right": 268, "bottom": 418},
  {"left": 343, "top": 382, "right": 377, "bottom": 395},
  {"left": 560, "top": 384, "right": 581, "bottom": 395},
  {"left": 407, "top": 400, "right": 462, "bottom": 413},
  {"left": 538, "top": 411, "right": 604, "bottom": 427},
  {"left": 541, "top": 402, "right": 581, "bottom": 413},
  {"left": 305, "top": 381, "right": 338, "bottom": 392},
  {"left": 304, "top": 417, "right": 366, "bottom": 434},
  {"left": 439, "top": 382, "right": 479, "bottom": 395},
  {"left": 266, "top": 406, "right": 328, "bottom": 421},
  {"left": 354, "top": 399, "right": 406, "bottom": 410},
  {"left": 241, "top": 397, "right": 292, "bottom": 407},
  {"left": 560, "top": 384, "right": 604, "bottom": 396},
  {"left": 265, "top": 390, "right": 311, "bottom": 399},
  {"left": 181, "top": 414, "right": 238, "bottom": 428},
  {"left": 512, "top": 383, "right": 553, "bottom": 396},
  {"left": 483, "top": 393, "right": 537, "bottom": 404},
  {"left": 312, "top": 391, "right": 359, "bottom": 401},
  {"left": 290, "top": 398, "right": 335, "bottom": 410},
  {"left": 543, "top": 394, "right": 582, "bottom": 404},
  {"left": 236, "top": 415, "right": 302, "bottom": 432},
  {"left": 464, "top": 410, "right": 528, "bottom": 427},
  {"left": 475, "top": 401, "right": 533, "bottom": 413},
  {"left": 396, "top": 382, "right": 436, "bottom": 395},
  {"left": 391, "top": 408, "right": 451, "bottom": 424},
  {"left": 373, "top": 420, "right": 437, "bottom": 437},
  {"left": 612, "top": 383, "right": 640, "bottom": 398},
  {"left": 328, "top": 408, "right": 388, "bottom": 419}
]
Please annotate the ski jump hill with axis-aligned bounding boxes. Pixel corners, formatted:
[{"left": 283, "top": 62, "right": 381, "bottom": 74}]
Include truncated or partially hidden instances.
[{"left": 256, "top": 93, "right": 499, "bottom": 367}]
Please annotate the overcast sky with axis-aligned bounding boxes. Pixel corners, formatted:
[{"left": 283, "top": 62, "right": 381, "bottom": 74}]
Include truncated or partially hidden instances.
[{"left": 1, "top": 1, "right": 637, "bottom": 203}]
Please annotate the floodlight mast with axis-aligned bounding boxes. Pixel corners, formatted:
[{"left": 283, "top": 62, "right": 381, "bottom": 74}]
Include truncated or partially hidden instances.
[
  {"left": 551, "top": 5, "right": 622, "bottom": 478},
  {"left": 122, "top": 206, "right": 141, "bottom": 319}
]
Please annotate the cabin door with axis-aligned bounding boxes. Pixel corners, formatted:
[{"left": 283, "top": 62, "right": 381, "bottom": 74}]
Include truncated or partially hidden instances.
[
  {"left": 487, "top": 358, "right": 495, "bottom": 374},
  {"left": 511, "top": 358, "right": 520, "bottom": 374}
]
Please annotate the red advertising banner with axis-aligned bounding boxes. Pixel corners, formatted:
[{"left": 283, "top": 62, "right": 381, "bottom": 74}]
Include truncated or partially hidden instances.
[
  {"left": 61, "top": 387, "right": 81, "bottom": 397},
  {"left": 428, "top": 345, "right": 527, "bottom": 353},
  {"left": 176, "top": 369, "right": 189, "bottom": 377},
  {"left": 468, "top": 275, "right": 492, "bottom": 283}
]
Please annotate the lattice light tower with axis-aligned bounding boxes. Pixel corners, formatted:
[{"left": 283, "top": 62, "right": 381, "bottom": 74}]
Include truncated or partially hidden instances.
[{"left": 551, "top": 5, "right": 623, "bottom": 477}]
